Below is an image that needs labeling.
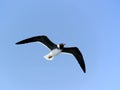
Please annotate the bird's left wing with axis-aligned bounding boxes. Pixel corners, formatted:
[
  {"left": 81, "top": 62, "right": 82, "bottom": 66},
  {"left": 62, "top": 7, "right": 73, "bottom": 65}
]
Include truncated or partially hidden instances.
[
  {"left": 62, "top": 47, "right": 86, "bottom": 73},
  {"left": 16, "top": 35, "right": 57, "bottom": 50}
]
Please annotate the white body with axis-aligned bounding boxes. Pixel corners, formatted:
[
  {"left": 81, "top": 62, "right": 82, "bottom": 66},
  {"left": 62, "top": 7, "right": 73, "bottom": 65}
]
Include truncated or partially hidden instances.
[{"left": 44, "top": 49, "right": 62, "bottom": 60}]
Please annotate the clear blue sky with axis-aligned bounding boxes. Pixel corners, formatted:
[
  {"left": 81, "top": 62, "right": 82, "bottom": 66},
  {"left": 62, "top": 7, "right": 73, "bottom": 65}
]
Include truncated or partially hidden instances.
[{"left": 0, "top": 0, "right": 120, "bottom": 90}]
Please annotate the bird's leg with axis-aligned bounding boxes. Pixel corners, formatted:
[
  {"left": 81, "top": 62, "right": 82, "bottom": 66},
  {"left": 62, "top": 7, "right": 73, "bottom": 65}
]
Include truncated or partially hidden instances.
[{"left": 48, "top": 55, "right": 53, "bottom": 59}]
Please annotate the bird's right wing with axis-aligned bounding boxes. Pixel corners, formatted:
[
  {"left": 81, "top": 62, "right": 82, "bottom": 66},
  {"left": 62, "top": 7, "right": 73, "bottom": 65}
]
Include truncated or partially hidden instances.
[
  {"left": 62, "top": 47, "right": 86, "bottom": 73},
  {"left": 16, "top": 35, "right": 57, "bottom": 50}
]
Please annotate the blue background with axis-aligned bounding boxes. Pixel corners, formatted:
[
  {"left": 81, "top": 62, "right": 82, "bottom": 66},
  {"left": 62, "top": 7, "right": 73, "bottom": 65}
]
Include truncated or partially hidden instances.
[{"left": 0, "top": 0, "right": 120, "bottom": 90}]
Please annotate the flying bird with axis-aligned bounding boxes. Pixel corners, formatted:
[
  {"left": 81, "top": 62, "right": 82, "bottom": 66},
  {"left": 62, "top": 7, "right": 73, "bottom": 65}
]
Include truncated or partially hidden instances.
[{"left": 16, "top": 35, "right": 86, "bottom": 73}]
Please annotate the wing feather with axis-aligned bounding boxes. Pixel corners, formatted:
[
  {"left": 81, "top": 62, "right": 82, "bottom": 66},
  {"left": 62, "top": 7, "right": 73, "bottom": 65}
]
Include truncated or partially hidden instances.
[
  {"left": 16, "top": 35, "right": 57, "bottom": 50},
  {"left": 62, "top": 47, "right": 86, "bottom": 73}
]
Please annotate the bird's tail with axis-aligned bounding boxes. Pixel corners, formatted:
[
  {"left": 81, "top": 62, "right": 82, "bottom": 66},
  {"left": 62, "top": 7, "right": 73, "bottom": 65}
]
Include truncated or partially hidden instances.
[{"left": 44, "top": 54, "right": 54, "bottom": 60}]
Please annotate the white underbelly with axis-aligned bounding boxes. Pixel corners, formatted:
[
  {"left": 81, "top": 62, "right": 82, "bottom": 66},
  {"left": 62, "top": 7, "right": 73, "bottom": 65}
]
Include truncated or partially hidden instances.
[
  {"left": 50, "top": 49, "right": 62, "bottom": 56},
  {"left": 44, "top": 49, "right": 62, "bottom": 60}
]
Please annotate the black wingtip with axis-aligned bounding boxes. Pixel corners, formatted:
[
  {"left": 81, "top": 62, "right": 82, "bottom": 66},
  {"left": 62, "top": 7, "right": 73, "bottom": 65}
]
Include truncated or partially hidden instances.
[
  {"left": 16, "top": 42, "right": 21, "bottom": 45},
  {"left": 80, "top": 65, "right": 86, "bottom": 73},
  {"left": 81, "top": 63, "right": 86, "bottom": 73},
  {"left": 16, "top": 41, "right": 25, "bottom": 45},
  {"left": 16, "top": 42, "right": 19, "bottom": 45},
  {"left": 83, "top": 68, "right": 86, "bottom": 73},
  {"left": 16, "top": 42, "right": 19, "bottom": 44}
]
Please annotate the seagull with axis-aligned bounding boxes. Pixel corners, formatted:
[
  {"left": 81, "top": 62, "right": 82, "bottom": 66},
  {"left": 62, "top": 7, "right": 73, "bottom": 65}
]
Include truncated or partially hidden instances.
[{"left": 16, "top": 35, "right": 86, "bottom": 73}]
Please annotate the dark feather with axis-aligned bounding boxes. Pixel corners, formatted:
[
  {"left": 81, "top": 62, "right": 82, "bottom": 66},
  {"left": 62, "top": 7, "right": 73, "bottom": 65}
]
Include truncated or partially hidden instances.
[
  {"left": 16, "top": 35, "right": 57, "bottom": 50},
  {"left": 62, "top": 47, "right": 86, "bottom": 73}
]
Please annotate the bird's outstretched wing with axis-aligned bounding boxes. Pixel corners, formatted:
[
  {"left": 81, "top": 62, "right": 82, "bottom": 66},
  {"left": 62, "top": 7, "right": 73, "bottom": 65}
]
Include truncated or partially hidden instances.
[
  {"left": 16, "top": 35, "right": 57, "bottom": 50},
  {"left": 62, "top": 47, "right": 86, "bottom": 73}
]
